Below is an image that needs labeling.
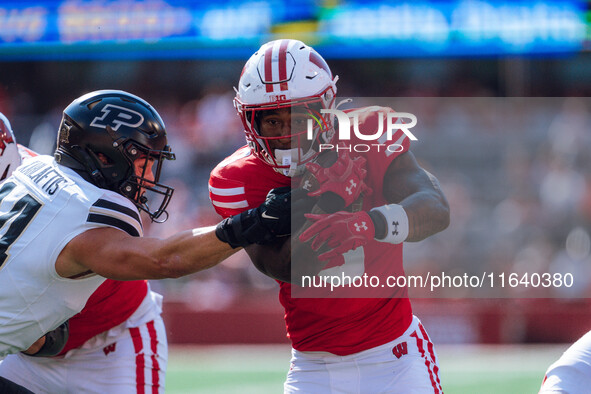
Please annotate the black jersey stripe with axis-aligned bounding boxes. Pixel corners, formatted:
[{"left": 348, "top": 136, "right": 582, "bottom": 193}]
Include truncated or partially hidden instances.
[
  {"left": 87, "top": 213, "right": 140, "bottom": 237},
  {"left": 91, "top": 199, "right": 142, "bottom": 228}
]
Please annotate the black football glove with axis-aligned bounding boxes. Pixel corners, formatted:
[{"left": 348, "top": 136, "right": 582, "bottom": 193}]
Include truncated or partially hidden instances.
[
  {"left": 28, "top": 320, "right": 69, "bottom": 357},
  {"left": 216, "top": 187, "right": 292, "bottom": 248}
]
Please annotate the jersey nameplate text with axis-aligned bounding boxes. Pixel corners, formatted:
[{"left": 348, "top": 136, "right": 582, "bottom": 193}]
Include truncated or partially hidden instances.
[{"left": 17, "top": 161, "right": 70, "bottom": 196}]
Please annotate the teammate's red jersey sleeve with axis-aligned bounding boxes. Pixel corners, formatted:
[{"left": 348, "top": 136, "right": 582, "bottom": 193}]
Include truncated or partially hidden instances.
[
  {"left": 59, "top": 280, "right": 148, "bottom": 355},
  {"left": 17, "top": 144, "right": 38, "bottom": 160}
]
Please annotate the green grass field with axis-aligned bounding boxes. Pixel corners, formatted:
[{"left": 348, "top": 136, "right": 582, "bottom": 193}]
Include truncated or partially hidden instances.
[{"left": 166, "top": 344, "right": 567, "bottom": 393}]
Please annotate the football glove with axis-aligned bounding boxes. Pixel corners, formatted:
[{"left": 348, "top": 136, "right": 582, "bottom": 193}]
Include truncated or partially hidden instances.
[
  {"left": 299, "top": 211, "right": 375, "bottom": 261},
  {"left": 216, "top": 187, "right": 292, "bottom": 248},
  {"left": 305, "top": 147, "right": 372, "bottom": 211}
]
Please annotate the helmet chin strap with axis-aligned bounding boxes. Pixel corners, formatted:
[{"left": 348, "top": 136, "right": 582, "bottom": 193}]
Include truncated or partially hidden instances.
[
  {"left": 274, "top": 148, "right": 301, "bottom": 177},
  {"left": 55, "top": 148, "right": 107, "bottom": 189},
  {"left": 274, "top": 148, "right": 317, "bottom": 177}
]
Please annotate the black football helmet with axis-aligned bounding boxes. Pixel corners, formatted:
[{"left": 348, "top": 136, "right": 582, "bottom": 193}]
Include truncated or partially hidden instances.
[{"left": 54, "top": 90, "right": 176, "bottom": 222}]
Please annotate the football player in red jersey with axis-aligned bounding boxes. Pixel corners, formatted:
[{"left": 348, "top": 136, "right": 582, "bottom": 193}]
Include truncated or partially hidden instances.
[
  {"left": 209, "top": 39, "right": 450, "bottom": 393},
  {"left": 0, "top": 93, "right": 291, "bottom": 394}
]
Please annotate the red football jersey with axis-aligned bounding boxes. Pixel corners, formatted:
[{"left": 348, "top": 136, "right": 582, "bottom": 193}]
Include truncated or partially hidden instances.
[
  {"left": 209, "top": 107, "right": 413, "bottom": 355},
  {"left": 59, "top": 280, "right": 147, "bottom": 355}
]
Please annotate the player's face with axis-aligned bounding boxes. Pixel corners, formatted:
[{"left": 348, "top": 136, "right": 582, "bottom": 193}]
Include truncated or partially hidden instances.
[
  {"left": 259, "top": 108, "right": 309, "bottom": 150},
  {"left": 133, "top": 156, "right": 155, "bottom": 196}
]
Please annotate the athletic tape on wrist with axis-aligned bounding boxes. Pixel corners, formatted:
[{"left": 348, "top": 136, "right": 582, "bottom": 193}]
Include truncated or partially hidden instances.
[{"left": 370, "top": 204, "right": 409, "bottom": 244}]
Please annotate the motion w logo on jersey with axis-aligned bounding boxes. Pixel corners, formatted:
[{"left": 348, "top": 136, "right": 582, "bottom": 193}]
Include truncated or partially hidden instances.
[
  {"left": 103, "top": 343, "right": 117, "bottom": 356},
  {"left": 392, "top": 342, "right": 408, "bottom": 359},
  {"left": 90, "top": 104, "right": 144, "bottom": 131}
]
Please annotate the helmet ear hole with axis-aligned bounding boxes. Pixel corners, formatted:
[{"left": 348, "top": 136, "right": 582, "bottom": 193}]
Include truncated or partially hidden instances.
[{"left": 95, "top": 153, "right": 112, "bottom": 166}]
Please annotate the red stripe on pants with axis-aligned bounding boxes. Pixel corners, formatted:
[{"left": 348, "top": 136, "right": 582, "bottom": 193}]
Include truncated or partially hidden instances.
[
  {"left": 147, "top": 321, "right": 160, "bottom": 394},
  {"left": 410, "top": 330, "right": 441, "bottom": 394},
  {"left": 419, "top": 323, "right": 442, "bottom": 391},
  {"left": 130, "top": 327, "right": 145, "bottom": 394}
]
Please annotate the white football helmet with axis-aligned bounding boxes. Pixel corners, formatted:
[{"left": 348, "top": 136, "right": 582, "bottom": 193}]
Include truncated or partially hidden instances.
[
  {"left": 235, "top": 39, "right": 338, "bottom": 177},
  {"left": 0, "top": 113, "right": 20, "bottom": 181}
]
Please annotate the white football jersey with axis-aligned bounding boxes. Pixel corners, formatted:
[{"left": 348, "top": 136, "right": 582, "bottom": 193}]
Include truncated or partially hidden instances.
[{"left": 0, "top": 155, "right": 143, "bottom": 356}]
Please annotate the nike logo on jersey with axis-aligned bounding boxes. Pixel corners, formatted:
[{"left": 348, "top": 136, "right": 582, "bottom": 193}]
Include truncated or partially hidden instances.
[{"left": 261, "top": 211, "right": 279, "bottom": 220}]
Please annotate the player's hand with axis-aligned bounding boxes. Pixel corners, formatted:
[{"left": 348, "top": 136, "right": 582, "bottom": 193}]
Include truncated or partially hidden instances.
[
  {"left": 24, "top": 320, "right": 69, "bottom": 357},
  {"left": 216, "top": 187, "right": 292, "bottom": 248},
  {"left": 299, "top": 211, "right": 375, "bottom": 261},
  {"left": 23, "top": 337, "right": 46, "bottom": 355},
  {"left": 305, "top": 147, "right": 372, "bottom": 209}
]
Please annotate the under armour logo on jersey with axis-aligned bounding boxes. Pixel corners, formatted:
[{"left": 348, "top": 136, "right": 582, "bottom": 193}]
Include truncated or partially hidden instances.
[
  {"left": 90, "top": 104, "right": 144, "bottom": 131},
  {"left": 392, "top": 341, "right": 408, "bottom": 359},
  {"left": 345, "top": 179, "right": 357, "bottom": 195},
  {"left": 302, "top": 179, "right": 313, "bottom": 191},
  {"left": 354, "top": 222, "right": 368, "bottom": 232},
  {"left": 103, "top": 343, "right": 117, "bottom": 356}
]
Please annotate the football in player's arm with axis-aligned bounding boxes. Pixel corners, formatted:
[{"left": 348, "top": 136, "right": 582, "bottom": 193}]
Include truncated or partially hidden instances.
[{"left": 245, "top": 148, "right": 450, "bottom": 283}]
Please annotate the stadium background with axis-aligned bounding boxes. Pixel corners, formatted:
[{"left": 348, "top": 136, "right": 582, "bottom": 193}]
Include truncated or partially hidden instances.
[{"left": 1, "top": 0, "right": 591, "bottom": 392}]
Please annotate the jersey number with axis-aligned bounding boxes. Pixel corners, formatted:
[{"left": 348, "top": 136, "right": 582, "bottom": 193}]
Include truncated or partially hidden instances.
[{"left": 0, "top": 182, "right": 43, "bottom": 266}]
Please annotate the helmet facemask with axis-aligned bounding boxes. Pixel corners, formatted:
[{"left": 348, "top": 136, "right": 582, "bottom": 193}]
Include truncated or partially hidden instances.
[
  {"left": 117, "top": 141, "right": 175, "bottom": 223},
  {"left": 236, "top": 85, "right": 336, "bottom": 177}
]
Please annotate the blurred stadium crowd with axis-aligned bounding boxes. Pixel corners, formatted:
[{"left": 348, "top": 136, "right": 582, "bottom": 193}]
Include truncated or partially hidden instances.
[{"left": 1, "top": 56, "right": 591, "bottom": 336}]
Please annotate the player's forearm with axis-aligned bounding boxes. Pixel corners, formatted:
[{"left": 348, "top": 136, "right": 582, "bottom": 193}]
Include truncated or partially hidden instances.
[
  {"left": 87, "top": 228, "right": 236, "bottom": 280},
  {"left": 399, "top": 190, "right": 450, "bottom": 242},
  {"left": 151, "top": 227, "right": 237, "bottom": 278},
  {"left": 245, "top": 239, "right": 291, "bottom": 282}
]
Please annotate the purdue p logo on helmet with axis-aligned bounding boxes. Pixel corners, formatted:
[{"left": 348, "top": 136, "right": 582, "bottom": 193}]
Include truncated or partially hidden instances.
[
  {"left": 90, "top": 104, "right": 145, "bottom": 131},
  {"left": 54, "top": 90, "right": 176, "bottom": 222}
]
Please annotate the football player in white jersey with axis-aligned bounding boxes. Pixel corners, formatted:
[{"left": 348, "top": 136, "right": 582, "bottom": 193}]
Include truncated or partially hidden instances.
[
  {"left": 0, "top": 111, "right": 171, "bottom": 393},
  {"left": 539, "top": 330, "right": 591, "bottom": 393},
  {"left": 0, "top": 91, "right": 291, "bottom": 373}
]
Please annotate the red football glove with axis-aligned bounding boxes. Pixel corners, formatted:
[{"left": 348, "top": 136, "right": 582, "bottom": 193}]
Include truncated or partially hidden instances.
[
  {"left": 305, "top": 147, "right": 372, "bottom": 208},
  {"left": 299, "top": 211, "right": 375, "bottom": 261}
]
